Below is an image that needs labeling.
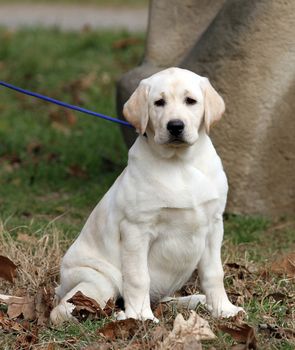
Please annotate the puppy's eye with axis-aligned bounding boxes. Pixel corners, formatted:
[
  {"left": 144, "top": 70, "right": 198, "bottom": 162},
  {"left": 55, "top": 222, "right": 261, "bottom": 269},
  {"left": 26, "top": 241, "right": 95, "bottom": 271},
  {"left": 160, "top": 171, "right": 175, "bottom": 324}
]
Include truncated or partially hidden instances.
[
  {"left": 154, "top": 98, "right": 166, "bottom": 107},
  {"left": 185, "top": 97, "right": 197, "bottom": 105}
]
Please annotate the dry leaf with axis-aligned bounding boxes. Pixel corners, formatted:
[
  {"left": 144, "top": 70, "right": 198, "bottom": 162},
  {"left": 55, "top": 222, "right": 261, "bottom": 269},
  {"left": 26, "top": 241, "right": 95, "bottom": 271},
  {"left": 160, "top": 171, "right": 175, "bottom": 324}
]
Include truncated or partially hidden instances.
[
  {"left": 270, "top": 252, "right": 295, "bottom": 278},
  {"left": 64, "top": 72, "right": 96, "bottom": 104},
  {"left": 49, "top": 109, "right": 76, "bottom": 126},
  {"left": 160, "top": 311, "right": 215, "bottom": 349},
  {"left": 226, "top": 263, "right": 250, "bottom": 280},
  {"left": 0, "top": 294, "right": 36, "bottom": 320},
  {"left": 68, "top": 291, "right": 115, "bottom": 321},
  {"left": 265, "top": 292, "right": 289, "bottom": 302},
  {"left": 0, "top": 255, "right": 17, "bottom": 283},
  {"left": 0, "top": 153, "right": 22, "bottom": 167},
  {"left": 98, "top": 318, "right": 143, "bottom": 341},
  {"left": 231, "top": 345, "right": 249, "bottom": 350},
  {"left": 35, "top": 287, "right": 54, "bottom": 326},
  {"left": 219, "top": 323, "right": 257, "bottom": 349},
  {"left": 67, "top": 164, "right": 88, "bottom": 179},
  {"left": 83, "top": 344, "right": 113, "bottom": 350},
  {"left": 41, "top": 344, "right": 56, "bottom": 350},
  {"left": 27, "top": 141, "right": 43, "bottom": 155},
  {"left": 258, "top": 323, "right": 295, "bottom": 340},
  {"left": 0, "top": 287, "right": 53, "bottom": 325},
  {"left": 0, "top": 310, "right": 23, "bottom": 332},
  {"left": 150, "top": 324, "right": 168, "bottom": 343},
  {"left": 112, "top": 37, "right": 141, "bottom": 49},
  {"left": 51, "top": 121, "right": 71, "bottom": 135},
  {"left": 15, "top": 324, "right": 39, "bottom": 349},
  {"left": 153, "top": 303, "right": 170, "bottom": 319}
]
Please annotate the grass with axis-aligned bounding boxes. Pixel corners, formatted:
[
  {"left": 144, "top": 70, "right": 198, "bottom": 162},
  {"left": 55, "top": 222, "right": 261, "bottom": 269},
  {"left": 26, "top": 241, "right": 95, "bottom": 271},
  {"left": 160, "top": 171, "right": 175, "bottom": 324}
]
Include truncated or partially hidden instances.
[
  {"left": 0, "top": 27, "right": 294, "bottom": 349},
  {"left": 0, "top": 27, "right": 144, "bottom": 237}
]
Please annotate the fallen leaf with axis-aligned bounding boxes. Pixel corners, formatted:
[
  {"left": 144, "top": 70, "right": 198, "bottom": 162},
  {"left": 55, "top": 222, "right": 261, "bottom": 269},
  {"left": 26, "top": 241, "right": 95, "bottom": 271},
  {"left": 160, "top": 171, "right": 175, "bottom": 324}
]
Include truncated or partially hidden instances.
[
  {"left": 0, "top": 153, "right": 21, "bottom": 165},
  {"left": 51, "top": 121, "right": 71, "bottom": 135},
  {"left": 47, "top": 152, "right": 60, "bottom": 163},
  {"left": 227, "top": 292, "right": 244, "bottom": 305},
  {"left": 49, "top": 109, "right": 76, "bottom": 135},
  {"left": 67, "top": 291, "right": 115, "bottom": 321},
  {"left": 0, "top": 255, "right": 18, "bottom": 283},
  {"left": 0, "top": 310, "right": 23, "bottom": 333},
  {"left": 49, "top": 109, "right": 76, "bottom": 125},
  {"left": 231, "top": 345, "right": 249, "bottom": 350},
  {"left": 83, "top": 344, "right": 112, "bottom": 350},
  {"left": 67, "top": 164, "right": 88, "bottom": 179},
  {"left": 270, "top": 252, "right": 295, "bottom": 278},
  {"left": 265, "top": 292, "right": 289, "bottom": 302},
  {"left": 27, "top": 141, "right": 43, "bottom": 155},
  {"left": 35, "top": 287, "right": 54, "bottom": 326},
  {"left": 64, "top": 72, "right": 96, "bottom": 104},
  {"left": 226, "top": 263, "right": 250, "bottom": 280},
  {"left": 219, "top": 323, "right": 257, "bottom": 349},
  {"left": 0, "top": 61, "right": 6, "bottom": 70},
  {"left": 258, "top": 323, "right": 295, "bottom": 340},
  {"left": 0, "top": 287, "right": 54, "bottom": 325},
  {"left": 15, "top": 324, "right": 39, "bottom": 349},
  {"left": 150, "top": 324, "right": 168, "bottom": 343},
  {"left": 21, "top": 211, "right": 32, "bottom": 218},
  {"left": 112, "top": 37, "right": 141, "bottom": 49},
  {"left": 98, "top": 318, "right": 142, "bottom": 341},
  {"left": 160, "top": 311, "right": 215, "bottom": 349},
  {"left": 0, "top": 294, "right": 35, "bottom": 320},
  {"left": 226, "top": 263, "right": 245, "bottom": 269},
  {"left": 153, "top": 303, "right": 170, "bottom": 319},
  {"left": 38, "top": 343, "right": 56, "bottom": 350}
]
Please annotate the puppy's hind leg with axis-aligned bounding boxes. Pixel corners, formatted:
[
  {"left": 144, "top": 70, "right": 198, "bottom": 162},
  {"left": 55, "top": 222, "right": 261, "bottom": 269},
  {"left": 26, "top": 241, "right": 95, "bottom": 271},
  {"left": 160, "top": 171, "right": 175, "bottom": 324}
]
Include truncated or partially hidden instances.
[
  {"left": 50, "top": 282, "right": 90, "bottom": 324},
  {"left": 50, "top": 268, "right": 118, "bottom": 325}
]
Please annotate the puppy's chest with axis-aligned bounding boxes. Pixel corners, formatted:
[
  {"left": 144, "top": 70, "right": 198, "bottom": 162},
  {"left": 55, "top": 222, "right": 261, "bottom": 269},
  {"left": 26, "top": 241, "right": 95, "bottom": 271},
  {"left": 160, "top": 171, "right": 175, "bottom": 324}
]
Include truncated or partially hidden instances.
[
  {"left": 126, "top": 167, "right": 220, "bottom": 217},
  {"left": 155, "top": 207, "right": 206, "bottom": 233},
  {"left": 148, "top": 207, "right": 208, "bottom": 287}
]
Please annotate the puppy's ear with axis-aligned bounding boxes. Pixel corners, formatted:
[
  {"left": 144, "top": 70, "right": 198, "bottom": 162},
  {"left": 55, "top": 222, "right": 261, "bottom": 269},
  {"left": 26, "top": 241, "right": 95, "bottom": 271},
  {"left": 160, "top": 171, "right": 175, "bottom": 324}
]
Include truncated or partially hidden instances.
[
  {"left": 202, "top": 78, "right": 225, "bottom": 133},
  {"left": 123, "top": 82, "right": 150, "bottom": 134}
]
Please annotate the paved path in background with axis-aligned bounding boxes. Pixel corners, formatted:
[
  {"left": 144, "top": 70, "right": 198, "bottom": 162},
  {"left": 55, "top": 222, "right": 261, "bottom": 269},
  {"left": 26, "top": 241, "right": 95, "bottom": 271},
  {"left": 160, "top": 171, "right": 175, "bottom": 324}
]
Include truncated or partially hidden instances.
[{"left": 0, "top": 4, "right": 148, "bottom": 32}]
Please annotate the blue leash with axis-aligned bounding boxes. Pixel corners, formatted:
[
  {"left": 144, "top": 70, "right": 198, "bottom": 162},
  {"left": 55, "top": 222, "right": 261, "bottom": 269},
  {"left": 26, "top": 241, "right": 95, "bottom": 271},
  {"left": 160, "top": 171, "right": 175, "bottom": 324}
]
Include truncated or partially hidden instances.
[{"left": 0, "top": 81, "right": 133, "bottom": 128}]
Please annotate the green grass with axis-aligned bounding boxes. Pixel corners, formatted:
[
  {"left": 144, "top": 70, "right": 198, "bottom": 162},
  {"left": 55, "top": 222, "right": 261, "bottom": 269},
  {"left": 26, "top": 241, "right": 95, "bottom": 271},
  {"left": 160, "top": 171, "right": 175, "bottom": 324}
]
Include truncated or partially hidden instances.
[
  {"left": 0, "top": 27, "right": 144, "bottom": 237},
  {"left": 0, "top": 27, "right": 294, "bottom": 350}
]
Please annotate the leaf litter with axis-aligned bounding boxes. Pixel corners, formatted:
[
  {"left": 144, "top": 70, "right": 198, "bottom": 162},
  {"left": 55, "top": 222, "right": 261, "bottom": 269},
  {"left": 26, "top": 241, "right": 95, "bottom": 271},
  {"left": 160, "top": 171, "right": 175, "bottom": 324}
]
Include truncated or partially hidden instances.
[
  {"left": 68, "top": 291, "right": 117, "bottom": 322},
  {"left": 159, "top": 311, "right": 215, "bottom": 349},
  {"left": 0, "top": 255, "right": 18, "bottom": 283},
  {"left": 0, "top": 222, "right": 295, "bottom": 349},
  {"left": 218, "top": 323, "right": 257, "bottom": 350},
  {"left": 270, "top": 251, "right": 295, "bottom": 278}
]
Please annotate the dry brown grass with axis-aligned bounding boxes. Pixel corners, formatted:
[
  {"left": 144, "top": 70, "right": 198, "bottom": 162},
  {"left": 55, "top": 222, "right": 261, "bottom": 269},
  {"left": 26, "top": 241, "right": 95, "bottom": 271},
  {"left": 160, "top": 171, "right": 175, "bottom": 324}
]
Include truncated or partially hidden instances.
[
  {"left": 0, "top": 222, "right": 65, "bottom": 296},
  {"left": 0, "top": 220, "right": 294, "bottom": 349}
]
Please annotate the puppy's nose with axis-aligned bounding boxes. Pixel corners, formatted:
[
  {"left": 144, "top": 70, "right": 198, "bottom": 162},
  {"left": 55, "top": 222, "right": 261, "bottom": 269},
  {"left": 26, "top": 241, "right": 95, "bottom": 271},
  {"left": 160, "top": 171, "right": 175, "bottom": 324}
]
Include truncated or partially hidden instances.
[{"left": 167, "top": 119, "right": 184, "bottom": 136}]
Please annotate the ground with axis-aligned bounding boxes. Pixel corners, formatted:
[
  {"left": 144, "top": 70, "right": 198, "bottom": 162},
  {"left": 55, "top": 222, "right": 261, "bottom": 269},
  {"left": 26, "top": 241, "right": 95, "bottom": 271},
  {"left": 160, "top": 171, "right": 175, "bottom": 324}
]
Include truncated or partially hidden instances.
[{"left": 0, "top": 26, "right": 294, "bottom": 349}]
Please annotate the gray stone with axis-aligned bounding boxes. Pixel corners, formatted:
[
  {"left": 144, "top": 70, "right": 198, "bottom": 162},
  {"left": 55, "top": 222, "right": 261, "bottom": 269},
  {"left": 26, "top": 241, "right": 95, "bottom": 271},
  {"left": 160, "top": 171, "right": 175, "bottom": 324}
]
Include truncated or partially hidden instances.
[{"left": 117, "top": 0, "right": 295, "bottom": 216}]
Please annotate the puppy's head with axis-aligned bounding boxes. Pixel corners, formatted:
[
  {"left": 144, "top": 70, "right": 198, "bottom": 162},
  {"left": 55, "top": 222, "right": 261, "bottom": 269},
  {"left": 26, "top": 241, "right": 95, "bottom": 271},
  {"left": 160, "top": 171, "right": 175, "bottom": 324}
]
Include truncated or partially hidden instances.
[{"left": 123, "top": 67, "right": 225, "bottom": 146}]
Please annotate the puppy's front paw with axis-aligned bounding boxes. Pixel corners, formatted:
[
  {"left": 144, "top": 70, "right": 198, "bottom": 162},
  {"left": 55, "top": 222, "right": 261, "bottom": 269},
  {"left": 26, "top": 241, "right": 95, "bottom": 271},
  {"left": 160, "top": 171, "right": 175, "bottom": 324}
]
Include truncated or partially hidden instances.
[
  {"left": 209, "top": 302, "right": 245, "bottom": 318},
  {"left": 124, "top": 307, "right": 159, "bottom": 323}
]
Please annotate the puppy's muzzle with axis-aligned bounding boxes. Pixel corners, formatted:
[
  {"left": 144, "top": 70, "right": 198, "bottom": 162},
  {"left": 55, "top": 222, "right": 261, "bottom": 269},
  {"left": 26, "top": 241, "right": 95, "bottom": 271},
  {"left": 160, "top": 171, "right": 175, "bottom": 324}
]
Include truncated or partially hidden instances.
[{"left": 167, "top": 119, "right": 184, "bottom": 137}]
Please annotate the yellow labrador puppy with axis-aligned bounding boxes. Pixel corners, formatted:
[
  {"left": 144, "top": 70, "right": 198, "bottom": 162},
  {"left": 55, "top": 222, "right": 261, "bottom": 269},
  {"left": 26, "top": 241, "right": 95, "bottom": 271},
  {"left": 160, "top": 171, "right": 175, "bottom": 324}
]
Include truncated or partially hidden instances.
[{"left": 50, "top": 67, "right": 244, "bottom": 324}]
